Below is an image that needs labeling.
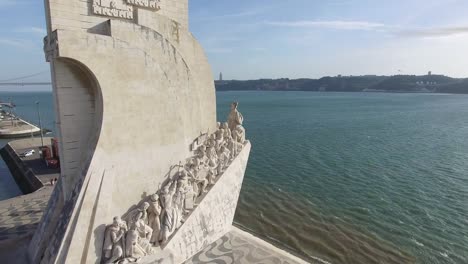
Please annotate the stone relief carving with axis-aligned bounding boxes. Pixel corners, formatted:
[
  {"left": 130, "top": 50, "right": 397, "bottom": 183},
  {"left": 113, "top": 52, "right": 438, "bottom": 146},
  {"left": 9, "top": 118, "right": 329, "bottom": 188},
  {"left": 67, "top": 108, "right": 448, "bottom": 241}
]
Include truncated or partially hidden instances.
[
  {"left": 190, "top": 133, "right": 208, "bottom": 151},
  {"left": 103, "top": 217, "right": 128, "bottom": 263},
  {"left": 43, "top": 31, "right": 58, "bottom": 63},
  {"left": 147, "top": 194, "right": 162, "bottom": 245},
  {"left": 101, "top": 102, "right": 247, "bottom": 263}
]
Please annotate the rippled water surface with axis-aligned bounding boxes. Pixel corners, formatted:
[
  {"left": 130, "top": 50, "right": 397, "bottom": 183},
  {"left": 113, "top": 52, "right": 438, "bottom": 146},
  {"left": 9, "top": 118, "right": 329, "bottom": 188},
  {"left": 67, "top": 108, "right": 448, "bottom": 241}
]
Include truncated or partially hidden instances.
[
  {"left": 0, "top": 91, "right": 466, "bottom": 263},
  {"left": 217, "top": 91, "right": 468, "bottom": 264}
]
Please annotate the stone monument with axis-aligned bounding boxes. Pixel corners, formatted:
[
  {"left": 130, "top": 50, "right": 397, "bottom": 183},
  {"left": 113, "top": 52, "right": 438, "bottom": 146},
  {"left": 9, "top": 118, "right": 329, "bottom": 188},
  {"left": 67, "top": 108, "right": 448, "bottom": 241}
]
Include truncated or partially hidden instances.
[{"left": 28, "top": 1, "right": 251, "bottom": 263}]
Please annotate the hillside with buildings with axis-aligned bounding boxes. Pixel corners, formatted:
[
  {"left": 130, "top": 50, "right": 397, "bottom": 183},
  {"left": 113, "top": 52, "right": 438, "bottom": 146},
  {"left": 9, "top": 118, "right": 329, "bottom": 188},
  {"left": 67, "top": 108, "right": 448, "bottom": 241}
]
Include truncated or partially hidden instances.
[{"left": 215, "top": 73, "right": 468, "bottom": 94}]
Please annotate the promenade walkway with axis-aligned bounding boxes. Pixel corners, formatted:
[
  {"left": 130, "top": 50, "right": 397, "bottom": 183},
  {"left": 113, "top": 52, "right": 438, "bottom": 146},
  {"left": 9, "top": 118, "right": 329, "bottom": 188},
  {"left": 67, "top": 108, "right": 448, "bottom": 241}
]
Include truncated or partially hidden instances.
[
  {"left": 0, "top": 186, "right": 52, "bottom": 242},
  {"left": 0, "top": 137, "right": 58, "bottom": 243}
]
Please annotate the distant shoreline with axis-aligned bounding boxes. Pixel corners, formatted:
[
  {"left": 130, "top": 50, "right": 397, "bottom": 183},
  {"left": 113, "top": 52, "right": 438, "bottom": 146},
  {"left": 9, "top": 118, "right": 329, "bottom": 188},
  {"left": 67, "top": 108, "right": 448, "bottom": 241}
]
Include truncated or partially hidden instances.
[
  {"left": 215, "top": 74, "right": 468, "bottom": 94},
  {"left": 216, "top": 89, "right": 466, "bottom": 96}
]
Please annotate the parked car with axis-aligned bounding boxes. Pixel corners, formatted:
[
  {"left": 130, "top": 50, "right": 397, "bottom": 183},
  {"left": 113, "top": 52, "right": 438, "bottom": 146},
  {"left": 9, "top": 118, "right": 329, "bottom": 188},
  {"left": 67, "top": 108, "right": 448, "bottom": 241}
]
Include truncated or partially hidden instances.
[{"left": 20, "top": 149, "right": 35, "bottom": 157}]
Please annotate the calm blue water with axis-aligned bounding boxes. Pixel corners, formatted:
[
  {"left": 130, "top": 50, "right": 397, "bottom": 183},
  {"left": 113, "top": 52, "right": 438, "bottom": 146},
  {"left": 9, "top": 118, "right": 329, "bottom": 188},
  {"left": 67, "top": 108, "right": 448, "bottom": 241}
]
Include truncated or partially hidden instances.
[
  {"left": 0, "top": 91, "right": 55, "bottom": 200},
  {"left": 217, "top": 92, "right": 468, "bottom": 264},
  {"left": 1, "top": 91, "right": 467, "bottom": 263}
]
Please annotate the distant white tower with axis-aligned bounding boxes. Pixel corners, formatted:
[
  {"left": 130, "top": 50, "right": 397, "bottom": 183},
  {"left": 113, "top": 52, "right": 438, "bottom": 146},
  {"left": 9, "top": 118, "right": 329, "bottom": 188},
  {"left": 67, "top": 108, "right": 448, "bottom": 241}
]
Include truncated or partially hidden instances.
[{"left": 219, "top": 72, "right": 223, "bottom": 81}]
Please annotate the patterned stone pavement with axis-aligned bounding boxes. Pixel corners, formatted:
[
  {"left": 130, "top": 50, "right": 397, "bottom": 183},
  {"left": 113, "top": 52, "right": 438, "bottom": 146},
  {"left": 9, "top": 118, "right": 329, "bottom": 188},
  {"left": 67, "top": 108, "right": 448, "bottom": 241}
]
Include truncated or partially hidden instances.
[
  {"left": 0, "top": 186, "right": 52, "bottom": 242},
  {"left": 185, "top": 227, "right": 311, "bottom": 264},
  {"left": 0, "top": 195, "right": 314, "bottom": 264}
]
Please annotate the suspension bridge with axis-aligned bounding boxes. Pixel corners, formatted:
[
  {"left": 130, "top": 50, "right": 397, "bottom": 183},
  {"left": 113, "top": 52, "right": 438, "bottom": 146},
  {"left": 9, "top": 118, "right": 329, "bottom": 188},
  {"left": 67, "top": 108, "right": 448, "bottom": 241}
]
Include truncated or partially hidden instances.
[{"left": 0, "top": 71, "right": 51, "bottom": 86}]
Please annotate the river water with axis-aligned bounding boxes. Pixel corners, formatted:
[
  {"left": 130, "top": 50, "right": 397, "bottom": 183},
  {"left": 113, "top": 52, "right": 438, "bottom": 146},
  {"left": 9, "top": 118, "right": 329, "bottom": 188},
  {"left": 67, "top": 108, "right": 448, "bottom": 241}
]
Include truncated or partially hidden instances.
[
  {"left": 1, "top": 91, "right": 467, "bottom": 263},
  {"left": 218, "top": 91, "right": 468, "bottom": 264}
]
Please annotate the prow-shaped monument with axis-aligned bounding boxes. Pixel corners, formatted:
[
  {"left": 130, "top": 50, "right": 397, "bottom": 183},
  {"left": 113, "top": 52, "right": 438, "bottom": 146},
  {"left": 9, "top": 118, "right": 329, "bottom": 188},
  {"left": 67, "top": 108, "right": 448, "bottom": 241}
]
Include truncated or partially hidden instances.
[{"left": 28, "top": 1, "right": 251, "bottom": 263}]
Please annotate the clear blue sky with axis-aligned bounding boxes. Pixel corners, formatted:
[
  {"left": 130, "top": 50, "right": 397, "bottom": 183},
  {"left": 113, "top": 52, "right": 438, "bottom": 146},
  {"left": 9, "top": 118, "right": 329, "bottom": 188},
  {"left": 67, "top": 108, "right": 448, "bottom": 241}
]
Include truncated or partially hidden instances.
[{"left": 0, "top": 0, "right": 467, "bottom": 86}]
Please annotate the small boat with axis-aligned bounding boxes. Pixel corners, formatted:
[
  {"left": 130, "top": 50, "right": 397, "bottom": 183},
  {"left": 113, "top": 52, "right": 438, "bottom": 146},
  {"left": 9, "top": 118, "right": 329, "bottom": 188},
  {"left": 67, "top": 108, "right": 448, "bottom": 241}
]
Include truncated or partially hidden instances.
[{"left": 0, "top": 102, "right": 49, "bottom": 138}]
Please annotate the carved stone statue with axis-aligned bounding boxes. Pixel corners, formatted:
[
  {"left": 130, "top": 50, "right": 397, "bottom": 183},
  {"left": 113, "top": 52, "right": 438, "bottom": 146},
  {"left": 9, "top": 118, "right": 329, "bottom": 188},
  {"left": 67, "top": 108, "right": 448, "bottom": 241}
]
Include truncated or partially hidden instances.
[
  {"left": 219, "top": 146, "right": 230, "bottom": 168},
  {"left": 215, "top": 129, "right": 225, "bottom": 153},
  {"left": 222, "top": 122, "right": 232, "bottom": 140},
  {"left": 206, "top": 156, "right": 218, "bottom": 186},
  {"left": 195, "top": 145, "right": 208, "bottom": 166},
  {"left": 215, "top": 127, "right": 224, "bottom": 140},
  {"left": 102, "top": 216, "right": 127, "bottom": 264},
  {"left": 184, "top": 183, "right": 195, "bottom": 210},
  {"left": 159, "top": 181, "right": 178, "bottom": 244},
  {"left": 206, "top": 140, "right": 218, "bottom": 166},
  {"left": 232, "top": 125, "right": 246, "bottom": 144},
  {"left": 227, "top": 137, "right": 242, "bottom": 160},
  {"left": 177, "top": 171, "right": 194, "bottom": 212},
  {"left": 100, "top": 122, "right": 249, "bottom": 260},
  {"left": 186, "top": 158, "right": 199, "bottom": 194},
  {"left": 125, "top": 226, "right": 147, "bottom": 261},
  {"left": 127, "top": 202, "right": 153, "bottom": 240},
  {"left": 187, "top": 158, "right": 208, "bottom": 196},
  {"left": 147, "top": 194, "right": 162, "bottom": 245},
  {"left": 227, "top": 102, "right": 244, "bottom": 131}
]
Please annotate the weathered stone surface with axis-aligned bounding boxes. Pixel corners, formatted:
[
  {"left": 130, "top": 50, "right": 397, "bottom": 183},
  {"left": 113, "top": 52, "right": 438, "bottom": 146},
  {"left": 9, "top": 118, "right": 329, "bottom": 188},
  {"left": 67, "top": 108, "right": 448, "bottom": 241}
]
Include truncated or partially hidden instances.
[
  {"left": 29, "top": 0, "right": 225, "bottom": 263},
  {"left": 165, "top": 142, "right": 251, "bottom": 263}
]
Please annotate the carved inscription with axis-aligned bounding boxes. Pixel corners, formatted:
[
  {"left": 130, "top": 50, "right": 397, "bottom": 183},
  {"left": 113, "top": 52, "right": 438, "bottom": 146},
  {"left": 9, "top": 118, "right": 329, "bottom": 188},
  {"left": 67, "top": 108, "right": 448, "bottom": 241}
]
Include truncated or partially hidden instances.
[
  {"left": 93, "top": 0, "right": 133, "bottom": 19},
  {"left": 126, "top": 0, "right": 161, "bottom": 10},
  {"left": 171, "top": 21, "right": 181, "bottom": 43}
]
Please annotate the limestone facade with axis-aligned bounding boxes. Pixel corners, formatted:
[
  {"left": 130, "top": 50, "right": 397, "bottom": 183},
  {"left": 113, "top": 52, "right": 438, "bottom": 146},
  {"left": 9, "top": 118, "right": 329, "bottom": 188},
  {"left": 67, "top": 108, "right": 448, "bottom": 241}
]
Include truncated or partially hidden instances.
[{"left": 27, "top": 1, "right": 248, "bottom": 263}]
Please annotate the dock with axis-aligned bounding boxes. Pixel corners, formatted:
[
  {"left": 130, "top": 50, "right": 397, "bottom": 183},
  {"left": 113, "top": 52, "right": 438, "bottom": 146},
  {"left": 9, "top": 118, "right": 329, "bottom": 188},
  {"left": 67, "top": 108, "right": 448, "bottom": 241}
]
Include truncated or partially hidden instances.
[
  {"left": 0, "top": 137, "right": 59, "bottom": 193},
  {"left": 0, "top": 137, "right": 58, "bottom": 246},
  {"left": 0, "top": 118, "right": 42, "bottom": 138}
]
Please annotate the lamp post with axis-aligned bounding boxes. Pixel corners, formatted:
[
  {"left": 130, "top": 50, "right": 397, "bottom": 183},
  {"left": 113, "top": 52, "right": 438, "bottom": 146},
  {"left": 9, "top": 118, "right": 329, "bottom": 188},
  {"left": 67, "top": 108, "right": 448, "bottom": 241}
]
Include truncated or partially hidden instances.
[{"left": 35, "top": 101, "right": 44, "bottom": 147}]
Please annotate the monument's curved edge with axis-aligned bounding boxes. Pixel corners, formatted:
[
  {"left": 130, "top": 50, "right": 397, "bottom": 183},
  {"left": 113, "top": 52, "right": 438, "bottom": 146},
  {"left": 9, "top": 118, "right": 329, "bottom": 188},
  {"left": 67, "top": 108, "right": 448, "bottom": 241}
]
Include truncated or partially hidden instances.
[{"left": 28, "top": 1, "right": 250, "bottom": 264}]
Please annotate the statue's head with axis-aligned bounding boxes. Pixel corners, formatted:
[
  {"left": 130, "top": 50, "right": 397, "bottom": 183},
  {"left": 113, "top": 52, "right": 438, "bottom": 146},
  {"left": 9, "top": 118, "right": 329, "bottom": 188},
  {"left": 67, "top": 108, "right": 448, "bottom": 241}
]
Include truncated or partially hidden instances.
[
  {"left": 223, "top": 122, "right": 229, "bottom": 129},
  {"left": 216, "top": 122, "right": 221, "bottom": 129},
  {"left": 162, "top": 183, "right": 170, "bottom": 193},
  {"left": 177, "top": 178, "right": 185, "bottom": 189},
  {"left": 216, "top": 130, "right": 223, "bottom": 140},
  {"left": 197, "top": 145, "right": 206, "bottom": 157},
  {"left": 113, "top": 216, "right": 122, "bottom": 226},
  {"left": 209, "top": 138, "right": 216, "bottom": 147},
  {"left": 142, "top": 202, "right": 150, "bottom": 210},
  {"left": 150, "top": 193, "right": 159, "bottom": 202},
  {"left": 231, "top": 102, "right": 239, "bottom": 110}
]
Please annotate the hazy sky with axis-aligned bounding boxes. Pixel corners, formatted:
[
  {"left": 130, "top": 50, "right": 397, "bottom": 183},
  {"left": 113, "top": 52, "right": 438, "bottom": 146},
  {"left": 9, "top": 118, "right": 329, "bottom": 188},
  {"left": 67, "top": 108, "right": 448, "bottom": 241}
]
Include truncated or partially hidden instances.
[{"left": 0, "top": 0, "right": 467, "bottom": 86}]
